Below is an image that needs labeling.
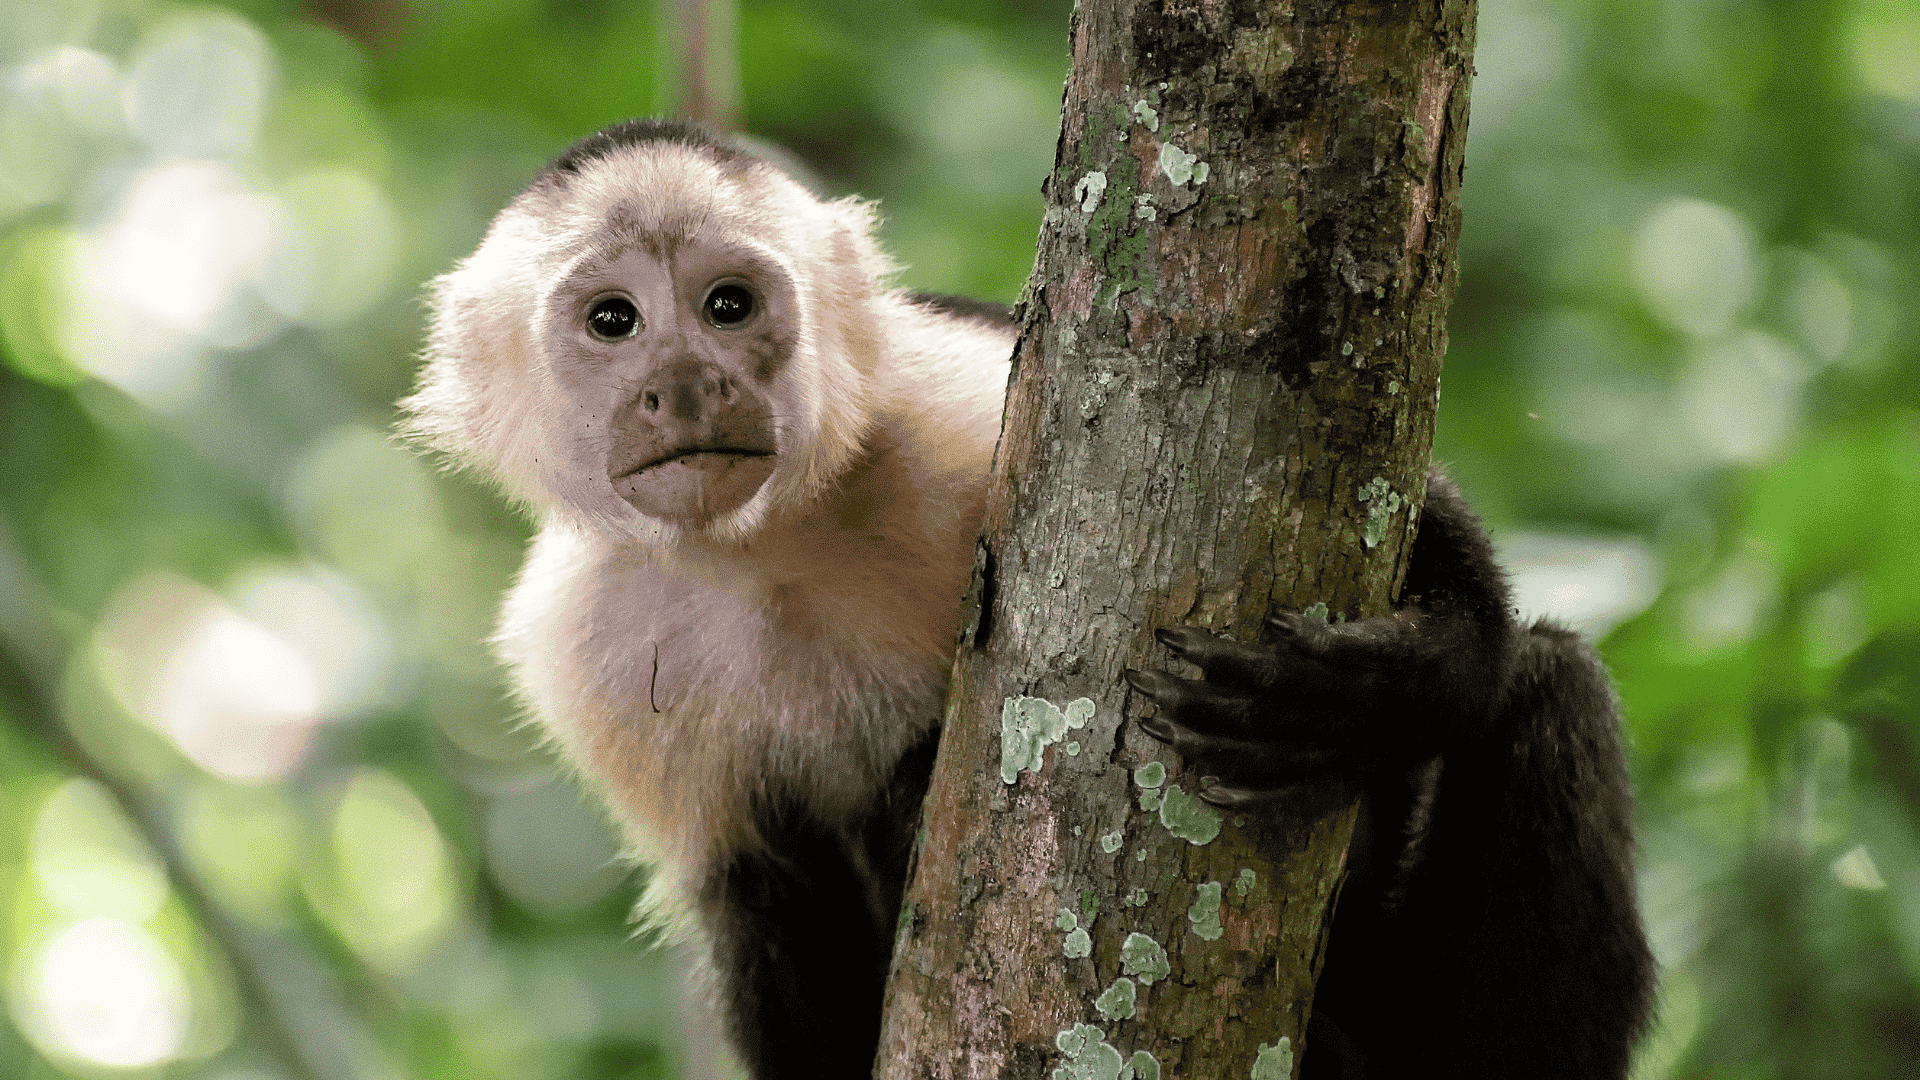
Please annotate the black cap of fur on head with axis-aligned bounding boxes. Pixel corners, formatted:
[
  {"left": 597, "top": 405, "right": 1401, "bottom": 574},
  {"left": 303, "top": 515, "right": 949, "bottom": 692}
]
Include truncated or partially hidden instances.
[{"left": 542, "top": 118, "right": 758, "bottom": 184}]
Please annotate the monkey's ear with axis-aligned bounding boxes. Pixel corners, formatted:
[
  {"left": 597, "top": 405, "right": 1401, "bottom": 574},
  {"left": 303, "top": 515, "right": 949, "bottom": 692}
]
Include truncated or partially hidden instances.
[
  {"left": 821, "top": 196, "right": 898, "bottom": 290},
  {"left": 398, "top": 217, "right": 561, "bottom": 509},
  {"left": 754, "top": 193, "right": 896, "bottom": 511}
]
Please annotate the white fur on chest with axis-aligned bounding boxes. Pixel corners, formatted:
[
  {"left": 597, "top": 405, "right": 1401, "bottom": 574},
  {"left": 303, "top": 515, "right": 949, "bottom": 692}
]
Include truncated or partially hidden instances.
[{"left": 498, "top": 505, "right": 966, "bottom": 893}]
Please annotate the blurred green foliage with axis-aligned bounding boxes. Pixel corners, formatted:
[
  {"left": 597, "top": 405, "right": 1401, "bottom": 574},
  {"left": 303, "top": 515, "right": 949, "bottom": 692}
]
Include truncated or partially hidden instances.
[{"left": 0, "top": 0, "right": 1916, "bottom": 1078}]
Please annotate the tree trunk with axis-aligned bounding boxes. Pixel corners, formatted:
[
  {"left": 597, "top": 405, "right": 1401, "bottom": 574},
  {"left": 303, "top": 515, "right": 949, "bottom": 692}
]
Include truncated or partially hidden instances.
[{"left": 877, "top": 1, "right": 1475, "bottom": 1077}]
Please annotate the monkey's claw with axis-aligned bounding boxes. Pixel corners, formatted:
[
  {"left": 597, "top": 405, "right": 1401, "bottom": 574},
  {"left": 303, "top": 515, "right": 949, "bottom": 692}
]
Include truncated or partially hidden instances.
[
  {"left": 1122, "top": 667, "right": 1164, "bottom": 696},
  {"left": 1153, "top": 625, "right": 1213, "bottom": 656},
  {"left": 1198, "top": 784, "right": 1257, "bottom": 809},
  {"left": 1138, "top": 716, "right": 1178, "bottom": 745}
]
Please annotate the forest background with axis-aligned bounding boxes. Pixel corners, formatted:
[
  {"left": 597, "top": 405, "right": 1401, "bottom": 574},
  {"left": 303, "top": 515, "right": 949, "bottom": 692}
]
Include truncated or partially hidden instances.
[{"left": 0, "top": 0, "right": 1917, "bottom": 1078}]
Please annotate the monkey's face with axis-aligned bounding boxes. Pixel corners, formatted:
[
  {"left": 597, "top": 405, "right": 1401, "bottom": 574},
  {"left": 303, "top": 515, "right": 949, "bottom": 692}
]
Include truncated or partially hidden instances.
[
  {"left": 409, "top": 135, "right": 888, "bottom": 546},
  {"left": 544, "top": 238, "right": 800, "bottom": 527}
]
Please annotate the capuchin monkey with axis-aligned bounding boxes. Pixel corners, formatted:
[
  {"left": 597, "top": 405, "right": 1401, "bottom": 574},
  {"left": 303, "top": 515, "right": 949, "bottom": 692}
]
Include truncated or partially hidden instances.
[{"left": 403, "top": 118, "right": 1653, "bottom": 1080}]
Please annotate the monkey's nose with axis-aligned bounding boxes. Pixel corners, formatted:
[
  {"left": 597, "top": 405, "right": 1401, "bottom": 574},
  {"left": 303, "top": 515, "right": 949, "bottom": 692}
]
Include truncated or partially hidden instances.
[{"left": 640, "top": 358, "right": 736, "bottom": 424}]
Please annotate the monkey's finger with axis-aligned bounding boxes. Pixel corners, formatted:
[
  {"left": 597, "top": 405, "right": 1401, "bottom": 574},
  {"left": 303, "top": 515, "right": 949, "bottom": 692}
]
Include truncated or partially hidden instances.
[
  {"left": 1123, "top": 668, "right": 1257, "bottom": 735},
  {"left": 1265, "top": 611, "right": 1324, "bottom": 637},
  {"left": 1134, "top": 709, "right": 1236, "bottom": 760},
  {"left": 1154, "top": 626, "right": 1283, "bottom": 688},
  {"left": 1198, "top": 775, "right": 1354, "bottom": 812},
  {"left": 1198, "top": 784, "right": 1277, "bottom": 809},
  {"left": 1134, "top": 710, "right": 1342, "bottom": 777}
]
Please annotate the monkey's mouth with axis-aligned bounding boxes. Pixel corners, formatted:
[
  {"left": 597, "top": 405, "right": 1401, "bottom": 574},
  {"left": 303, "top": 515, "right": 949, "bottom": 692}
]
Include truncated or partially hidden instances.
[
  {"left": 610, "top": 445, "right": 778, "bottom": 523},
  {"left": 615, "top": 446, "right": 776, "bottom": 479}
]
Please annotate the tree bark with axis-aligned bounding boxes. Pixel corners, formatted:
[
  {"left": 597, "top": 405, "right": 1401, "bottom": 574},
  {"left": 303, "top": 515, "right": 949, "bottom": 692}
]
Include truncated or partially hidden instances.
[{"left": 878, "top": 1, "right": 1474, "bottom": 1077}]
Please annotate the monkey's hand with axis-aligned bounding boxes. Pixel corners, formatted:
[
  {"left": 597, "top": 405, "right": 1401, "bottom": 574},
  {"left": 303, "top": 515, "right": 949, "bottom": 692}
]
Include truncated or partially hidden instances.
[{"left": 1123, "top": 609, "right": 1481, "bottom": 810}]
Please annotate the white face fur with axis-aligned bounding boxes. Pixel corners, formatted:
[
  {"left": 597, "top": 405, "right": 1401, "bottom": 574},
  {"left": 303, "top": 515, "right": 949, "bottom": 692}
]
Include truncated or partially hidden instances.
[{"left": 403, "top": 133, "right": 895, "bottom": 547}]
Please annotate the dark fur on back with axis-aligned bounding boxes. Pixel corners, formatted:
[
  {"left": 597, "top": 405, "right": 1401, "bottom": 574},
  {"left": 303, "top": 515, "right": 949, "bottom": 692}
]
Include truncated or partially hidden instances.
[
  {"left": 542, "top": 117, "right": 757, "bottom": 182},
  {"left": 1308, "top": 472, "right": 1654, "bottom": 1078},
  {"left": 907, "top": 292, "right": 1016, "bottom": 329}
]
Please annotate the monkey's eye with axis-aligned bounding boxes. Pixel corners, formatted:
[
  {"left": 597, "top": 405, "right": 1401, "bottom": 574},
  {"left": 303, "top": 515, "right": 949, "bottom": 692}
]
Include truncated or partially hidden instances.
[
  {"left": 704, "top": 284, "right": 755, "bottom": 327},
  {"left": 586, "top": 296, "right": 640, "bottom": 341}
]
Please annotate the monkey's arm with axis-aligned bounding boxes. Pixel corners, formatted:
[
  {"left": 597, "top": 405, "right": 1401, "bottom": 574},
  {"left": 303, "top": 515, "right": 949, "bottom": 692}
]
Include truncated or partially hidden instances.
[
  {"left": 1124, "top": 470, "right": 1655, "bottom": 1079},
  {"left": 700, "top": 819, "right": 892, "bottom": 1080},
  {"left": 697, "top": 732, "right": 934, "bottom": 1080}
]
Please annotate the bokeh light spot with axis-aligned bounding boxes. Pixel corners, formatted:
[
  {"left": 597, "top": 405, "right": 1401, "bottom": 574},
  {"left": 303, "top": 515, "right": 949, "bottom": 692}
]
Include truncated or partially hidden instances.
[
  {"left": 1832, "top": 844, "right": 1887, "bottom": 890},
  {"left": 0, "top": 46, "right": 119, "bottom": 214},
  {"left": 286, "top": 424, "right": 448, "bottom": 582},
  {"left": 159, "top": 605, "right": 322, "bottom": 783},
  {"left": 22, "top": 917, "right": 190, "bottom": 1068},
  {"left": 1851, "top": 1, "right": 1920, "bottom": 101},
  {"left": 30, "top": 779, "right": 169, "bottom": 922},
  {"left": 1683, "top": 553, "right": 1780, "bottom": 652},
  {"left": 94, "top": 573, "right": 324, "bottom": 783},
  {"left": 29, "top": 45, "right": 121, "bottom": 132},
  {"left": 1781, "top": 251, "right": 1852, "bottom": 362},
  {"left": 1499, "top": 533, "right": 1661, "bottom": 641},
  {"left": 1681, "top": 331, "right": 1806, "bottom": 462},
  {"left": 2, "top": 0, "right": 103, "bottom": 62},
  {"left": 261, "top": 168, "right": 400, "bottom": 326},
  {"left": 64, "top": 161, "right": 280, "bottom": 407},
  {"left": 483, "top": 783, "right": 627, "bottom": 915},
  {"left": 95, "top": 161, "right": 277, "bottom": 333},
  {"left": 1632, "top": 197, "right": 1758, "bottom": 339},
  {"left": 1468, "top": 0, "right": 1571, "bottom": 139},
  {"left": 885, "top": 29, "right": 1060, "bottom": 202},
  {"left": 123, "top": 10, "right": 275, "bottom": 158},
  {"left": 177, "top": 778, "right": 299, "bottom": 919},
  {"left": 229, "top": 563, "right": 395, "bottom": 721},
  {"left": 1804, "top": 577, "right": 1871, "bottom": 669},
  {"left": 0, "top": 227, "right": 86, "bottom": 386},
  {"left": 324, "top": 770, "right": 460, "bottom": 971}
]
